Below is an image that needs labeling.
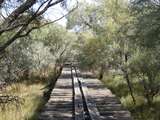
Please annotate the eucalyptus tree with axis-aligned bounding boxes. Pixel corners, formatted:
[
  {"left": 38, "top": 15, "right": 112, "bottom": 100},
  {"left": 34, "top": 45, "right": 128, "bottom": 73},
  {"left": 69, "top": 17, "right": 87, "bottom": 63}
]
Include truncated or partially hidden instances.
[
  {"left": 33, "top": 24, "right": 77, "bottom": 64},
  {"left": 126, "top": 0, "right": 160, "bottom": 106},
  {"left": 0, "top": 0, "right": 77, "bottom": 53},
  {"left": 0, "top": 36, "right": 34, "bottom": 83},
  {"left": 0, "top": 22, "right": 76, "bottom": 84},
  {"left": 67, "top": 0, "right": 110, "bottom": 77},
  {"left": 75, "top": 31, "right": 109, "bottom": 79},
  {"left": 67, "top": 0, "right": 137, "bottom": 103}
]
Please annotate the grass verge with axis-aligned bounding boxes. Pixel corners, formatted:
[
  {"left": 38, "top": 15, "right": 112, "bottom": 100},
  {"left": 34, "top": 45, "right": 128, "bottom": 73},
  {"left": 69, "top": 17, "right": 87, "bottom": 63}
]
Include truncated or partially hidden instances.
[
  {"left": 101, "top": 73, "right": 160, "bottom": 120},
  {"left": 0, "top": 81, "right": 46, "bottom": 120}
]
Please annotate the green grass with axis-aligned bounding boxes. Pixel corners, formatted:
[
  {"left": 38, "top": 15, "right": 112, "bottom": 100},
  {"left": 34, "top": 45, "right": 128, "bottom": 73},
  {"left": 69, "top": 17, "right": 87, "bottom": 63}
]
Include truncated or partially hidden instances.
[
  {"left": 0, "top": 81, "right": 46, "bottom": 120},
  {"left": 102, "top": 73, "right": 160, "bottom": 120}
]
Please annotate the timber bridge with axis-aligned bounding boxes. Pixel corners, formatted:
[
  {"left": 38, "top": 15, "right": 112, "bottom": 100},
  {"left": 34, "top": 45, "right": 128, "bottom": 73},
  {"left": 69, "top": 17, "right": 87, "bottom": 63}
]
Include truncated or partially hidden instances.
[{"left": 38, "top": 64, "right": 132, "bottom": 120}]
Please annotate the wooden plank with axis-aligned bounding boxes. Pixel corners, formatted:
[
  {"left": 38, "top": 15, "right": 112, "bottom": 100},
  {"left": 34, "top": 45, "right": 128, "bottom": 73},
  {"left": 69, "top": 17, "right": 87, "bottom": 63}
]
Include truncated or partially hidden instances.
[
  {"left": 38, "top": 68, "right": 73, "bottom": 120},
  {"left": 73, "top": 77, "right": 85, "bottom": 120},
  {"left": 83, "top": 77, "right": 133, "bottom": 120},
  {"left": 80, "top": 78, "right": 101, "bottom": 120}
]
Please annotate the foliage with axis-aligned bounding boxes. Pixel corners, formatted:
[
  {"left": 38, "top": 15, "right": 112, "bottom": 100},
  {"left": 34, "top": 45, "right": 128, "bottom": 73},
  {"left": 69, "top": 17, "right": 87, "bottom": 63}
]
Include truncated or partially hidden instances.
[
  {"left": 67, "top": 0, "right": 160, "bottom": 119},
  {"left": 0, "top": 22, "right": 76, "bottom": 119},
  {"left": 0, "top": 81, "right": 45, "bottom": 120},
  {"left": 0, "top": 0, "right": 76, "bottom": 53},
  {"left": 0, "top": 0, "right": 160, "bottom": 119}
]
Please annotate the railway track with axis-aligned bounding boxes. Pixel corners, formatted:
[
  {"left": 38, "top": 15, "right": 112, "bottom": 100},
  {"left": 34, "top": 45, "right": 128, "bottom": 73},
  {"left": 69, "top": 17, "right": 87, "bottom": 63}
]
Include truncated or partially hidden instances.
[
  {"left": 71, "top": 66, "right": 100, "bottom": 120},
  {"left": 38, "top": 64, "right": 132, "bottom": 120}
]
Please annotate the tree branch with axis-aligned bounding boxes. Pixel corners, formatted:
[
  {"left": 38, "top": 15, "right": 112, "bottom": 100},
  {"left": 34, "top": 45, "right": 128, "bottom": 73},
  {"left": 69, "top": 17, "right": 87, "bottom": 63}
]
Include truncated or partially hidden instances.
[
  {"left": 0, "top": 0, "right": 4, "bottom": 7},
  {"left": 0, "top": 0, "right": 37, "bottom": 35},
  {"left": 19, "top": 4, "right": 78, "bottom": 37},
  {"left": 0, "top": 2, "right": 78, "bottom": 53},
  {"left": 5, "top": 0, "right": 36, "bottom": 23}
]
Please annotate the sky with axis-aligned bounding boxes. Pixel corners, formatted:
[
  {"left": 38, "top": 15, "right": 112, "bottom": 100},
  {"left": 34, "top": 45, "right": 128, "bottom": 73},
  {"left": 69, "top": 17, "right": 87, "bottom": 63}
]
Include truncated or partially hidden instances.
[
  {"left": 0, "top": 0, "right": 76, "bottom": 26},
  {"left": 45, "top": 0, "right": 94, "bottom": 26},
  {"left": 0, "top": 0, "right": 95, "bottom": 27},
  {"left": 45, "top": 4, "right": 67, "bottom": 26}
]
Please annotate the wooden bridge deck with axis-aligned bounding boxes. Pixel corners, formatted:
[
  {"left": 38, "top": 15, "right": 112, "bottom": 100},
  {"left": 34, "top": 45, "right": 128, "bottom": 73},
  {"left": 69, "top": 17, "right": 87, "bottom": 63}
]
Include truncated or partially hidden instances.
[
  {"left": 38, "top": 67, "right": 132, "bottom": 120},
  {"left": 39, "top": 68, "right": 73, "bottom": 120},
  {"left": 82, "top": 73, "right": 132, "bottom": 120}
]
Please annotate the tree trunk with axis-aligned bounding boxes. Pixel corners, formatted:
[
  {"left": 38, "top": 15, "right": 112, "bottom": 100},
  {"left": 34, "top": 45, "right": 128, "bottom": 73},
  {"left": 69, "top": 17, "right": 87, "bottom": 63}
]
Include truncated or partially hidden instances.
[
  {"left": 146, "top": 94, "right": 153, "bottom": 106},
  {"left": 123, "top": 69, "right": 136, "bottom": 105},
  {"left": 99, "top": 64, "right": 105, "bottom": 80},
  {"left": 3, "top": 0, "right": 36, "bottom": 25},
  {"left": 122, "top": 53, "right": 136, "bottom": 104},
  {"left": 0, "top": 0, "right": 65, "bottom": 53},
  {"left": 141, "top": 79, "right": 153, "bottom": 106}
]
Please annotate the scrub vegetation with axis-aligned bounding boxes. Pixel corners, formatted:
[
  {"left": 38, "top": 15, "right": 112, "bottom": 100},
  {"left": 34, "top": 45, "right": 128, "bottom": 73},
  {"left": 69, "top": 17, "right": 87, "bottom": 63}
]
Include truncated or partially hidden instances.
[
  {"left": 67, "top": 0, "right": 160, "bottom": 120},
  {"left": 0, "top": 0, "right": 160, "bottom": 120}
]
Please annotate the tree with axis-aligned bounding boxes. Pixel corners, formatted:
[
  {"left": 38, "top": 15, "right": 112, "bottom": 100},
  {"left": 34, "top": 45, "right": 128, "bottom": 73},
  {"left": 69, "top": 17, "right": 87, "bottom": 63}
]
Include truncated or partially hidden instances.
[
  {"left": 0, "top": 0, "right": 77, "bottom": 53},
  {"left": 126, "top": 0, "right": 160, "bottom": 106},
  {"left": 33, "top": 24, "right": 76, "bottom": 63},
  {"left": 67, "top": 0, "right": 137, "bottom": 103}
]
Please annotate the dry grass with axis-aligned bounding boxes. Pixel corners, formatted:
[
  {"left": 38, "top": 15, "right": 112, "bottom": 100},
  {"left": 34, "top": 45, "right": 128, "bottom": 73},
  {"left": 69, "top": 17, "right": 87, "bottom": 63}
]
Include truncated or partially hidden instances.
[
  {"left": 102, "top": 74, "right": 160, "bottom": 120},
  {"left": 0, "top": 81, "right": 46, "bottom": 120}
]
